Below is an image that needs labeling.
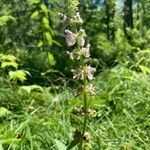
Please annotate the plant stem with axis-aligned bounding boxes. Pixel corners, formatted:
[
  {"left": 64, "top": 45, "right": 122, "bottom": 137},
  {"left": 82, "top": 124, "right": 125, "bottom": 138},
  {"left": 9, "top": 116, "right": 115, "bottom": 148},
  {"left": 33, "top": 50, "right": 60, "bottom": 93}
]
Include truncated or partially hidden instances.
[
  {"left": 78, "top": 78, "right": 88, "bottom": 149},
  {"left": 75, "top": 27, "right": 88, "bottom": 149}
]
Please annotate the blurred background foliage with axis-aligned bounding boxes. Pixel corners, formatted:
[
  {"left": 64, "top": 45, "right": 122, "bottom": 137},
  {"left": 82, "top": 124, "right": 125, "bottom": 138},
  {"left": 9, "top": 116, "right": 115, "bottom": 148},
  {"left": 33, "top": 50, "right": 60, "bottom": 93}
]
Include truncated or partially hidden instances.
[{"left": 0, "top": 0, "right": 150, "bottom": 149}]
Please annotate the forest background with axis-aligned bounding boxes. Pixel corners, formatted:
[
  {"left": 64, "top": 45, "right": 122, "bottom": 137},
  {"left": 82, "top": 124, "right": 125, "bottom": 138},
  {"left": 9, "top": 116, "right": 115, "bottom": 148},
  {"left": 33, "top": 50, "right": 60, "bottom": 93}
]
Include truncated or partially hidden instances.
[{"left": 0, "top": 0, "right": 150, "bottom": 149}]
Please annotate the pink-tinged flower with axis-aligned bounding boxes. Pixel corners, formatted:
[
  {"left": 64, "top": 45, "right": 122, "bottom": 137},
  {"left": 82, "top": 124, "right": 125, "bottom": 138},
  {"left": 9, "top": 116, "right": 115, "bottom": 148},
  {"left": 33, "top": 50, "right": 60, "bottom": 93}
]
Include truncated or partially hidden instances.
[
  {"left": 85, "top": 66, "right": 96, "bottom": 80},
  {"left": 67, "top": 45, "right": 90, "bottom": 60},
  {"left": 71, "top": 68, "right": 84, "bottom": 80},
  {"left": 71, "top": 65, "right": 96, "bottom": 80},
  {"left": 81, "top": 44, "right": 90, "bottom": 58},
  {"left": 65, "top": 30, "right": 76, "bottom": 47}
]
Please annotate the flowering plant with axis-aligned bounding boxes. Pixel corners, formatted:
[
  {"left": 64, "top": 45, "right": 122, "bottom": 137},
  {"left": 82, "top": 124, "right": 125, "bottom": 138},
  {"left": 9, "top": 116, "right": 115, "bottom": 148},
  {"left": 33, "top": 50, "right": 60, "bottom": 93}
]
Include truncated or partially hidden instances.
[{"left": 59, "top": 0, "right": 96, "bottom": 149}]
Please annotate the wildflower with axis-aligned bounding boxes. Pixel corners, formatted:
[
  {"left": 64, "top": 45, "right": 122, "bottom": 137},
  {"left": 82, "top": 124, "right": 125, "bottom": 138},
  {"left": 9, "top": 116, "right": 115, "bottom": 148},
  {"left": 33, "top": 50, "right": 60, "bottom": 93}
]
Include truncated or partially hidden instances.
[
  {"left": 71, "top": 68, "right": 84, "bottom": 80},
  {"left": 85, "top": 84, "right": 96, "bottom": 95},
  {"left": 65, "top": 30, "right": 76, "bottom": 47},
  {"left": 85, "top": 66, "right": 96, "bottom": 80},
  {"left": 71, "top": 66, "right": 96, "bottom": 81},
  {"left": 80, "top": 44, "right": 90, "bottom": 58},
  {"left": 78, "top": 29, "right": 86, "bottom": 37},
  {"left": 78, "top": 29, "right": 86, "bottom": 47},
  {"left": 70, "top": 12, "right": 83, "bottom": 24},
  {"left": 83, "top": 132, "right": 93, "bottom": 142},
  {"left": 67, "top": 44, "right": 90, "bottom": 60},
  {"left": 73, "top": 105, "right": 96, "bottom": 116}
]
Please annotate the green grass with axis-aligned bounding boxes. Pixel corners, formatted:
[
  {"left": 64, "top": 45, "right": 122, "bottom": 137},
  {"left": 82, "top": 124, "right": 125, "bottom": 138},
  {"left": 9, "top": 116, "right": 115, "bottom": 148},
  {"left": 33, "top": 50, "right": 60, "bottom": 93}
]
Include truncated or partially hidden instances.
[{"left": 0, "top": 66, "right": 150, "bottom": 150}]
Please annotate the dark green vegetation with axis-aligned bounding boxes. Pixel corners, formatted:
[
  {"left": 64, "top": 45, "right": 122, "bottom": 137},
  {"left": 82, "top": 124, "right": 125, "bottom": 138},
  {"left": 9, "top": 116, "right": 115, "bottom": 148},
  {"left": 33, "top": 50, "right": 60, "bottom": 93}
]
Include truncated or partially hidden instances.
[{"left": 0, "top": 0, "right": 150, "bottom": 149}]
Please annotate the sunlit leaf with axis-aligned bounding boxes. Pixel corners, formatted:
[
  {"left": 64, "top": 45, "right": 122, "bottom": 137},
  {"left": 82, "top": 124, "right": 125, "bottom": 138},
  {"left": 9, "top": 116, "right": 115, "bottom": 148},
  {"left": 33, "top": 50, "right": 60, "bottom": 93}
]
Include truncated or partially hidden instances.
[
  {"left": 54, "top": 139, "right": 66, "bottom": 150},
  {"left": 1, "top": 62, "right": 18, "bottom": 69},
  {"left": 139, "top": 65, "right": 150, "bottom": 74},
  {"left": 0, "top": 16, "right": 14, "bottom": 26},
  {"left": 45, "top": 32, "right": 52, "bottom": 45},
  {"left": 0, "top": 107, "right": 11, "bottom": 117},
  {"left": 37, "top": 40, "right": 44, "bottom": 47},
  {"left": 20, "top": 85, "right": 43, "bottom": 93},
  {"left": 9, "top": 70, "right": 30, "bottom": 82},
  {"left": 31, "top": 11, "right": 39, "bottom": 19},
  {"left": 0, "top": 54, "right": 17, "bottom": 62},
  {"left": 48, "top": 53, "right": 55, "bottom": 65},
  {"left": 40, "top": 4, "right": 48, "bottom": 12}
]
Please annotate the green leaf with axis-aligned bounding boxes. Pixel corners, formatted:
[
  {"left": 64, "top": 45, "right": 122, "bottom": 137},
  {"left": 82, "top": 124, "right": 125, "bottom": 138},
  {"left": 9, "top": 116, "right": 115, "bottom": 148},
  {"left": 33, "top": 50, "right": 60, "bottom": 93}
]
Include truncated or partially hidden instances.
[
  {"left": 0, "top": 16, "right": 14, "bottom": 26},
  {"left": 42, "top": 17, "right": 49, "bottom": 28},
  {"left": 1, "top": 61, "right": 18, "bottom": 69},
  {"left": 67, "top": 138, "right": 80, "bottom": 150},
  {"left": 9, "top": 70, "right": 30, "bottom": 82},
  {"left": 54, "top": 139, "right": 66, "bottom": 150},
  {"left": 0, "top": 107, "right": 11, "bottom": 117},
  {"left": 33, "top": 0, "right": 40, "bottom": 3},
  {"left": 137, "top": 49, "right": 150, "bottom": 54},
  {"left": 31, "top": 11, "right": 39, "bottom": 19},
  {"left": 20, "top": 85, "right": 43, "bottom": 93},
  {"left": 37, "top": 40, "right": 44, "bottom": 47},
  {"left": 52, "top": 40, "right": 61, "bottom": 46},
  {"left": 48, "top": 53, "right": 55, "bottom": 65},
  {"left": 28, "top": 0, "right": 40, "bottom": 5},
  {"left": 45, "top": 32, "right": 52, "bottom": 45},
  {"left": 42, "top": 17, "right": 49, "bottom": 25},
  {"left": 40, "top": 4, "right": 48, "bottom": 12},
  {"left": 139, "top": 65, "right": 150, "bottom": 74},
  {"left": 0, "top": 144, "right": 3, "bottom": 150},
  {"left": 0, "top": 54, "right": 17, "bottom": 62}
]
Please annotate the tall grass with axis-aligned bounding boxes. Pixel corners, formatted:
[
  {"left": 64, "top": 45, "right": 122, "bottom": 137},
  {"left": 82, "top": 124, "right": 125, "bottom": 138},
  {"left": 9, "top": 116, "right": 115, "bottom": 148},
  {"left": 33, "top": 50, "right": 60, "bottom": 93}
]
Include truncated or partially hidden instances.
[{"left": 0, "top": 65, "right": 149, "bottom": 149}]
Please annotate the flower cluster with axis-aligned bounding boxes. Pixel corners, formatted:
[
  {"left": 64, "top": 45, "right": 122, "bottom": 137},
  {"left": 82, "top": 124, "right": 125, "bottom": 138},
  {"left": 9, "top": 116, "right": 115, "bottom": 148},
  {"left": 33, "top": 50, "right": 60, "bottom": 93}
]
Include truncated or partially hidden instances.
[
  {"left": 71, "top": 65, "right": 96, "bottom": 81},
  {"left": 59, "top": 1, "right": 96, "bottom": 148},
  {"left": 64, "top": 29, "right": 86, "bottom": 47},
  {"left": 59, "top": 2, "right": 96, "bottom": 96},
  {"left": 67, "top": 44, "right": 90, "bottom": 60},
  {"left": 73, "top": 105, "right": 96, "bottom": 117}
]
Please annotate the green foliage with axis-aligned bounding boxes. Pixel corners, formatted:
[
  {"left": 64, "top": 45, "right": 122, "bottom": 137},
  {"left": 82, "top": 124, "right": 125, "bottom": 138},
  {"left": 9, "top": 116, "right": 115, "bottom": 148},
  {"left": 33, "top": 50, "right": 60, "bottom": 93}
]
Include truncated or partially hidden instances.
[
  {"left": 19, "top": 85, "right": 43, "bottom": 93},
  {"left": 0, "top": 107, "right": 11, "bottom": 117},
  {"left": 0, "top": 0, "right": 150, "bottom": 149},
  {"left": 0, "top": 53, "right": 18, "bottom": 69},
  {"left": 9, "top": 70, "right": 30, "bottom": 82},
  {"left": 0, "top": 16, "right": 14, "bottom": 26}
]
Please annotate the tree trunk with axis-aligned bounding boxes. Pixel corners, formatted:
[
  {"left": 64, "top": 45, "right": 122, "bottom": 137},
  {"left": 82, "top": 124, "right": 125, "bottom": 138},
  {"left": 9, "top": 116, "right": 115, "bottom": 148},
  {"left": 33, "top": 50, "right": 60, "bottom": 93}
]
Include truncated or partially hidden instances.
[
  {"left": 137, "top": 0, "right": 140, "bottom": 20},
  {"left": 123, "top": 0, "right": 133, "bottom": 36},
  {"left": 104, "top": 0, "right": 116, "bottom": 41}
]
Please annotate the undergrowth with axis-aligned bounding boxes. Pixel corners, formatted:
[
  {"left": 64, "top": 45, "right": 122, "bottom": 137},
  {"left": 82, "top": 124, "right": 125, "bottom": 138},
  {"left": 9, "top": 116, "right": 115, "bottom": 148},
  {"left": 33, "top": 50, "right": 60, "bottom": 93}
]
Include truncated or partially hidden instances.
[{"left": 0, "top": 65, "right": 149, "bottom": 150}]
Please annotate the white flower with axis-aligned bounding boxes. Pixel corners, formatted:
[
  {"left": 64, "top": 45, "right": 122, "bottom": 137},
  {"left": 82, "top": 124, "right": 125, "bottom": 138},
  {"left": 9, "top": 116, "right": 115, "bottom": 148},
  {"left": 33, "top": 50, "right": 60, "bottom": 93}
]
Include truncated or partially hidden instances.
[
  {"left": 81, "top": 44, "right": 90, "bottom": 58},
  {"left": 71, "top": 65, "right": 96, "bottom": 80},
  {"left": 78, "top": 29, "right": 86, "bottom": 37},
  {"left": 65, "top": 30, "right": 76, "bottom": 47},
  {"left": 71, "top": 68, "right": 84, "bottom": 80},
  {"left": 70, "top": 12, "right": 83, "bottom": 24},
  {"left": 85, "top": 84, "right": 96, "bottom": 95},
  {"left": 78, "top": 29, "right": 86, "bottom": 47},
  {"left": 85, "top": 65, "right": 96, "bottom": 80},
  {"left": 79, "top": 37, "right": 85, "bottom": 47}
]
